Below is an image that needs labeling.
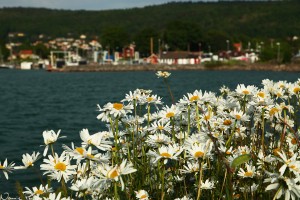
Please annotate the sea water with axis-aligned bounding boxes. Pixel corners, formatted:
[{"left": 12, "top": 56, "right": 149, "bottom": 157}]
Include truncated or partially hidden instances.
[{"left": 0, "top": 69, "right": 299, "bottom": 195}]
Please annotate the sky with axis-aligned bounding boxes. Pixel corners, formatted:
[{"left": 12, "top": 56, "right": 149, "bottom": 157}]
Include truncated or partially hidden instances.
[{"left": 0, "top": 0, "right": 216, "bottom": 11}]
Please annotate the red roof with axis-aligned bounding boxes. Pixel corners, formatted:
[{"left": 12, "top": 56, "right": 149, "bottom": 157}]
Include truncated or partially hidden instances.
[{"left": 19, "top": 50, "right": 33, "bottom": 55}]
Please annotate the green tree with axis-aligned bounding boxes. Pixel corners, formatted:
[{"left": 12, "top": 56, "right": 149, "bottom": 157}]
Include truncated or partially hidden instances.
[
  {"left": 133, "top": 28, "right": 160, "bottom": 57},
  {"left": 163, "top": 20, "right": 203, "bottom": 51},
  {"left": 101, "top": 26, "right": 130, "bottom": 53},
  {"left": 33, "top": 43, "right": 50, "bottom": 59}
]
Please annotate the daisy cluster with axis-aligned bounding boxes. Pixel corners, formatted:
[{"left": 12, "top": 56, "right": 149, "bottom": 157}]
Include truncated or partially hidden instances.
[{"left": 1, "top": 74, "right": 300, "bottom": 200}]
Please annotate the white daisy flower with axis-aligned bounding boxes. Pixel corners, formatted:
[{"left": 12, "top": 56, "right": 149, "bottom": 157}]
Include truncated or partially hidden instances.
[
  {"left": 277, "top": 151, "right": 300, "bottom": 176},
  {"left": 186, "top": 142, "right": 212, "bottom": 160},
  {"left": 235, "top": 84, "right": 257, "bottom": 96},
  {"left": 15, "top": 151, "right": 41, "bottom": 169},
  {"left": 42, "top": 129, "right": 65, "bottom": 156},
  {"left": 156, "top": 71, "right": 171, "bottom": 78},
  {"left": 148, "top": 120, "right": 171, "bottom": 133},
  {"left": 40, "top": 152, "right": 77, "bottom": 182},
  {"left": 146, "top": 133, "right": 172, "bottom": 147},
  {"left": 23, "top": 184, "right": 53, "bottom": 197},
  {"left": 147, "top": 144, "right": 183, "bottom": 164},
  {"left": 237, "top": 163, "right": 256, "bottom": 178},
  {"left": 135, "top": 189, "right": 149, "bottom": 200},
  {"left": 70, "top": 176, "right": 95, "bottom": 192},
  {"left": 0, "top": 159, "right": 15, "bottom": 180},
  {"left": 96, "top": 159, "right": 137, "bottom": 190},
  {"left": 201, "top": 179, "right": 215, "bottom": 190}
]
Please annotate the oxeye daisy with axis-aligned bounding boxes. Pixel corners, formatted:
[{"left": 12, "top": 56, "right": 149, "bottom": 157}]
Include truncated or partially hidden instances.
[
  {"left": 107, "top": 102, "right": 133, "bottom": 118},
  {"left": 201, "top": 179, "right": 215, "bottom": 190},
  {"left": 237, "top": 163, "right": 256, "bottom": 178},
  {"left": 42, "top": 129, "right": 65, "bottom": 156},
  {"left": 186, "top": 142, "right": 212, "bottom": 160},
  {"left": 180, "top": 161, "right": 200, "bottom": 174},
  {"left": 235, "top": 84, "right": 257, "bottom": 96},
  {"left": 40, "top": 152, "right": 77, "bottom": 182},
  {"left": 265, "top": 104, "right": 282, "bottom": 120},
  {"left": 122, "top": 89, "right": 142, "bottom": 104},
  {"left": 145, "top": 94, "right": 163, "bottom": 106},
  {"left": 62, "top": 143, "right": 87, "bottom": 163},
  {"left": 135, "top": 189, "right": 150, "bottom": 200},
  {"left": 174, "top": 196, "right": 193, "bottom": 200},
  {"left": 158, "top": 105, "right": 180, "bottom": 120},
  {"left": 96, "top": 159, "right": 137, "bottom": 190},
  {"left": 148, "top": 120, "right": 171, "bottom": 133},
  {"left": 79, "top": 129, "right": 112, "bottom": 151},
  {"left": 277, "top": 151, "right": 300, "bottom": 176},
  {"left": 0, "top": 159, "right": 15, "bottom": 180},
  {"left": 15, "top": 151, "right": 41, "bottom": 169},
  {"left": 265, "top": 174, "right": 300, "bottom": 200},
  {"left": 23, "top": 184, "right": 53, "bottom": 198},
  {"left": 156, "top": 71, "right": 171, "bottom": 78},
  {"left": 229, "top": 108, "right": 249, "bottom": 122},
  {"left": 70, "top": 176, "right": 95, "bottom": 194},
  {"left": 146, "top": 133, "right": 172, "bottom": 147},
  {"left": 287, "top": 82, "right": 300, "bottom": 96},
  {"left": 147, "top": 144, "right": 183, "bottom": 164},
  {"left": 180, "top": 90, "right": 204, "bottom": 105}
]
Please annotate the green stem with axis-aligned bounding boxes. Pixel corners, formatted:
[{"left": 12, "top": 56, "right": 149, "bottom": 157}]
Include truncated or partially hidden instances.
[
  {"left": 163, "top": 78, "right": 175, "bottom": 104},
  {"left": 225, "top": 121, "right": 237, "bottom": 148},
  {"left": 161, "top": 161, "right": 165, "bottom": 200},
  {"left": 196, "top": 159, "right": 203, "bottom": 200},
  {"left": 114, "top": 181, "right": 119, "bottom": 200}
]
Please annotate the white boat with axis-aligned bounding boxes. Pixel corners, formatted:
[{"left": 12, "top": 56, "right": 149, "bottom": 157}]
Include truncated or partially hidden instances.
[{"left": 0, "top": 63, "right": 14, "bottom": 69}]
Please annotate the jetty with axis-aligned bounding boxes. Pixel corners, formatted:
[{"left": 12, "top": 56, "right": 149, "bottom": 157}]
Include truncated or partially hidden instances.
[{"left": 47, "top": 63, "right": 300, "bottom": 72}]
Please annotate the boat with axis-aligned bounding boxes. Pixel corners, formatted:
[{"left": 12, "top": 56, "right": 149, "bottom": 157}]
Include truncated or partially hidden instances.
[{"left": 0, "top": 63, "right": 14, "bottom": 69}]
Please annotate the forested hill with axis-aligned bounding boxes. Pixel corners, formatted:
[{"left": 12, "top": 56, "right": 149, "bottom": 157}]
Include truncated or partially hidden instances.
[{"left": 0, "top": 1, "right": 300, "bottom": 53}]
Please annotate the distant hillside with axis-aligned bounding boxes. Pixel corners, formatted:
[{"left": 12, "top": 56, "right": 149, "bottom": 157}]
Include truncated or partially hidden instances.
[{"left": 0, "top": 1, "right": 299, "bottom": 55}]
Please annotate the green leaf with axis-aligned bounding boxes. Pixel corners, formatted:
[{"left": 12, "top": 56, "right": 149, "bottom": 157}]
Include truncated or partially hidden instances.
[{"left": 230, "top": 154, "right": 251, "bottom": 169}]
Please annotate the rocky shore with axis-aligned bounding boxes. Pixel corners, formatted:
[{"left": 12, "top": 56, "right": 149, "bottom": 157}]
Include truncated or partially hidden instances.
[{"left": 47, "top": 63, "right": 300, "bottom": 72}]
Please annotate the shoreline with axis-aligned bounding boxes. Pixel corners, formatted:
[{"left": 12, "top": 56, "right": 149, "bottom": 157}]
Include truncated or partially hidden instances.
[{"left": 47, "top": 63, "right": 300, "bottom": 72}]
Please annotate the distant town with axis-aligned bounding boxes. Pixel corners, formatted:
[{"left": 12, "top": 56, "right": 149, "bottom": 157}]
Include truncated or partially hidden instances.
[{"left": 0, "top": 32, "right": 299, "bottom": 70}]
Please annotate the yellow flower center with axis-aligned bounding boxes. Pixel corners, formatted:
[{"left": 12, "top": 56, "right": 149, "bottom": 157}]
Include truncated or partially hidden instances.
[
  {"left": 257, "top": 92, "right": 265, "bottom": 98},
  {"left": 242, "top": 90, "right": 250, "bottom": 95},
  {"left": 160, "top": 152, "right": 172, "bottom": 158},
  {"left": 87, "top": 154, "right": 95, "bottom": 159},
  {"left": 157, "top": 126, "right": 164, "bottom": 130},
  {"left": 76, "top": 147, "right": 84, "bottom": 155},
  {"left": 27, "top": 162, "right": 33, "bottom": 167},
  {"left": 289, "top": 165, "right": 297, "bottom": 169},
  {"left": 140, "top": 194, "right": 147, "bottom": 199},
  {"left": 235, "top": 115, "right": 241, "bottom": 120},
  {"left": 223, "top": 119, "right": 232, "bottom": 125},
  {"left": 276, "top": 92, "right": 282, "bottom": 97},
  {"left": 0, "top": 165, "right": 4, "bottom": 169},
  {"left": 244, "top": 171, "right": 253, "bottom": 177},
  {"left": 147, "top": 97, "right": 154, "bottom": 102},
  {"left": 194, "top": 151, "right": 204, "bottom": 158},
  {"left": 34, "top": 190, "right": 44, "bottom": 195},
  {"left": 189, "top": 95, "right": 199, "bottom": 102},
  {"left": 108, "top": 168, "right": 119, "bottom": 179},
  {"left": 269, "top": 107, "right": 279, "bottom": 116},
  {"left": 291, "top": 138, "right": 297, "bottom": 145},
  {"left": 54, "top": 162, "right": 66, "bottom": 171},
  {"left": 226, "top": 151, "right": 232, "bottom": 155},
  {"left": 273, "top": 148, "right": 280, "bottom": 156},
  {"left": 294, "top": 87, "right": 300, "bottom": 94},
  {"left": 166, "top": 112, "right": 175, "bottom": 118},
  {"left": 113, "top": 103, "right": 123, "bottom": 110}
]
